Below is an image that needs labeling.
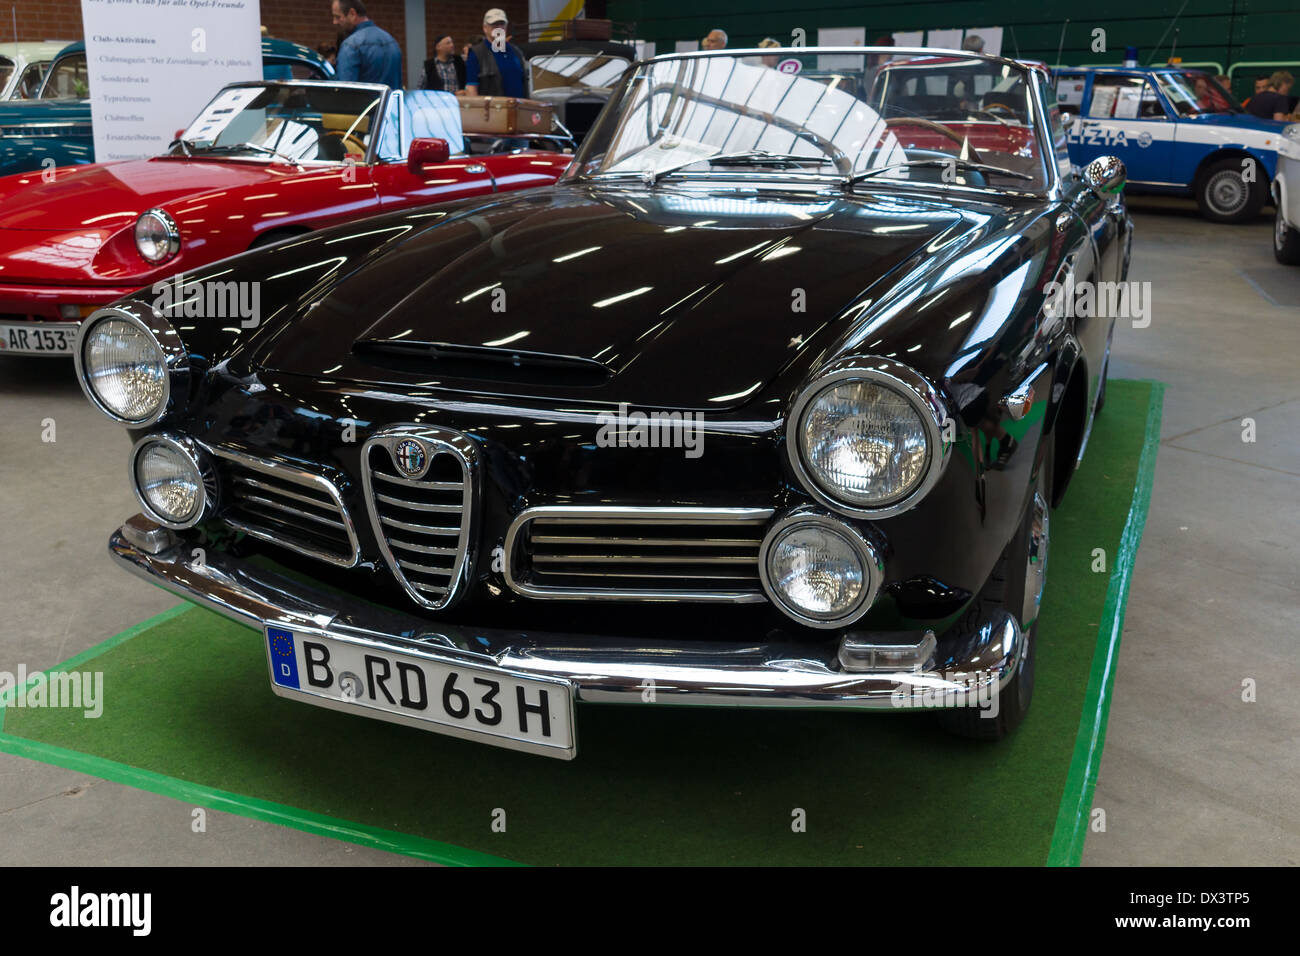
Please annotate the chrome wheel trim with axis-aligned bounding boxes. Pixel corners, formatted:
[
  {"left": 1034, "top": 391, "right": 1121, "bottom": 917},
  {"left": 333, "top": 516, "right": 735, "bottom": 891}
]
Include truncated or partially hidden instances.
[
  {"left": 1022, "top": 490, "right": 1050, "bottom": 628},
  {"left": 1206, "top": 170, "right": 1248, "bottom": 216}
]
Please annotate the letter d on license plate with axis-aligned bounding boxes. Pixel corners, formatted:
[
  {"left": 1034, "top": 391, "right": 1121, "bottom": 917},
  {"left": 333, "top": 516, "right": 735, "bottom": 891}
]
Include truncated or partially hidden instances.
[{"left": 264, "top": 625, "right": 576, "bottom": 759}]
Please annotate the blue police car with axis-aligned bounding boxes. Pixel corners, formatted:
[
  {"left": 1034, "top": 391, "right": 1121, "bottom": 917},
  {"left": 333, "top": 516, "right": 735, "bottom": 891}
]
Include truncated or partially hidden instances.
[{"left": 1053, "top": 65, "right": 1288, "bottom": 222}]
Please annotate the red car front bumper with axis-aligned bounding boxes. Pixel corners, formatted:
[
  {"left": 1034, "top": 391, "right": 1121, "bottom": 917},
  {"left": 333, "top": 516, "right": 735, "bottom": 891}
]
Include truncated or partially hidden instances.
[{"left": 0, "top": 282, "right": 137, "bottom": 355}]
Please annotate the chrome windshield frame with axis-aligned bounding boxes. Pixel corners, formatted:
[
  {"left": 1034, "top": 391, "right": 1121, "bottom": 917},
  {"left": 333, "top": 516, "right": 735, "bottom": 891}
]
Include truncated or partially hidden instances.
[{"left": 568, "top": 46, "right": 1061, "bottom": 198}]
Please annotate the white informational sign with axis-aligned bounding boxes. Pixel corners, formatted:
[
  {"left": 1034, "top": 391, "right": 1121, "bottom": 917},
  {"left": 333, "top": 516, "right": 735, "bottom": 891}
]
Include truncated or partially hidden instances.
[
  {"left": 964, "top": 27, "right": 1004, "bottom": 57},
  {"left": 675, "top": 40, "right": 699, "bottom": 54},
  {"left": 1113, "top": 85, "right": 1143, "bottom": 119},
  {"left": 1090, "top": 85, "right": 1119, "bottom": 118},
  {"left": 80, "top": 0, "right": 263, "bottom": 162},
  {"left": 1057, "top": 75, "right": 1086, "bottom": 106},
  {"left": 816, "top": 26, "right": 865, "bottom": 71},
  {"left": 893, "top": 31, "right": 923, "bottom": 49},
  {"left": 180, "top": 87, "right": 263, "bottom": 144},
  {"left": 926, "top": 29, "right": 963, "bottom": 51}
]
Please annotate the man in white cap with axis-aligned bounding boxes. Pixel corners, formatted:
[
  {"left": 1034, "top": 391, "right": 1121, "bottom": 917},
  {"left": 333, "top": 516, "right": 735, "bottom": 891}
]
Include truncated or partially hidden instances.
[{"left": 465, "top": 8, "right": 528, "bottom": 98}]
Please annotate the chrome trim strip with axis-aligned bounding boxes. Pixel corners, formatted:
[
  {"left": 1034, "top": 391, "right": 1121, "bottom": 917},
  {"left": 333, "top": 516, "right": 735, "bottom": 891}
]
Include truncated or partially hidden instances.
[
  {"left": 371, "top": 471, "right": 463, "bottom": 492},
  {"left": 206, "top": 444, "right": 361, "bottom": 569},
  {"left": 108, "top": 521, "right": 1025, "bottom": 714},
  {"left": 373, "top": 492, "right": 462, "bottom": 513},
  {"left": 504, "top": 505, "right": 775, "bottom": 603},
  {"left": 786, "top": 357, "right": 953, "bottom": 519},
  {"left": 238, "top": 494, "right": 348, "bottom": 531},
  {"left": 379, "top": 515, "right": 459, "bottom": 536},
  {"left": 361, "top": 425, "right": 479, "bottom": 611}
]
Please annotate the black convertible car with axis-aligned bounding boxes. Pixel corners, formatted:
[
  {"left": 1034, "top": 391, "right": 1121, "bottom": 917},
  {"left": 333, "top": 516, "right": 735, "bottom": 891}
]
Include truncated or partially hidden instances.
[{"left": 76, "top": 48, "right": 1131, "bottom": 759}]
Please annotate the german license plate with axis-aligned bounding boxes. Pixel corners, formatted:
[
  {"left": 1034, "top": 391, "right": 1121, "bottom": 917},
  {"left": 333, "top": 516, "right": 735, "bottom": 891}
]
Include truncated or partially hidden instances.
[
  {"left": 0, "top": 321, "right": 76, "bottom": 355},
  {"left": 264, "top": 625, "right": 576, "bottom": 759}
]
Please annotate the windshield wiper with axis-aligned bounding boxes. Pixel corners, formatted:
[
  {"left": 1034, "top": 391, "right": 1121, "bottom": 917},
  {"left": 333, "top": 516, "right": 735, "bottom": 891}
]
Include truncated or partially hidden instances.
[
  {"left": 844, "top": 158, "right": 1035, "bottom": 189},
  {"left": 641, "top": 149, "right": 832, "bottom": 185},
  {"left": 198, "top": 141, "right": 304, "bottom": 169}
]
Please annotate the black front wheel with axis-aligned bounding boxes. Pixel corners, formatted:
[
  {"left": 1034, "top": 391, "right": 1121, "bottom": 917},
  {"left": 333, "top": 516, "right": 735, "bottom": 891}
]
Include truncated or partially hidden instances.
[
  {"left": 940, "top": 439, "right": 1053, "bottom": 739},
  {"left": 1274, "top": 205, "right": 1300, "bottom": 265}
]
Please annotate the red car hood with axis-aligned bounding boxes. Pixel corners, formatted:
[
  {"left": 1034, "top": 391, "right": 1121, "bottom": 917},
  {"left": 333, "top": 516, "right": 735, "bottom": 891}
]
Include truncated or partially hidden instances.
[{"left": 0, "top": 157, "right": 290, "bottom": 232}]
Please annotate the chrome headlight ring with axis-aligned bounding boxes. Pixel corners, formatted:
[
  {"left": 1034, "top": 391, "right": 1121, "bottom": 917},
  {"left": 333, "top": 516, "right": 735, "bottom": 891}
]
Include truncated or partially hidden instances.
[
  {"left": 758, "top": 506, "right": 883, "bottom": 629},
  {"left": 128, "top": 432, "right": 217, "bottom": 530},
  {"left": 134, "top": 207, "right": 181, "bottom": 264},
  {"left": 73, "top": 304, "right": 190, "bottom": 427},
  {"left": 786, "top": 357, "right": 953, "bottom": 519}
]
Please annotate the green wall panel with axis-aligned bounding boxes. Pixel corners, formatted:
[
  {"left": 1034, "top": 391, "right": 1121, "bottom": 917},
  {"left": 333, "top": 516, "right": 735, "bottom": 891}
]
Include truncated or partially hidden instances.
[{"left": 611, "top": 0, "right": 1300, "bottom": 90}]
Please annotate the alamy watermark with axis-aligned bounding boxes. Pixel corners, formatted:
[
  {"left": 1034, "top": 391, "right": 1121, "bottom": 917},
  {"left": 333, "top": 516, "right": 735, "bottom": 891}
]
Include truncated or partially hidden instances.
[
  {"left": 1044, "top": 276, "right": 1152, "bottom": 328},
  {"left": 151, "top": 273, "right": 262, "bottom": 328},
  {"left": 596, "top": 402, "right": 705, "bottom": 459},
  {"left": 0, "top": 666, "right": 103, "bottom": 718},
  {"left": 892, "top": 669, "right": 1000, "bottom": 718}
]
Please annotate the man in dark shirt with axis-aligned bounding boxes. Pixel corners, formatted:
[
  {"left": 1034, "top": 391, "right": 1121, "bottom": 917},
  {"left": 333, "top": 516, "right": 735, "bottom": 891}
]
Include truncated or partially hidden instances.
[
  {"left": 331, "top": 0, "right": 403, "bottom": 88},
  {"left": 1247, "top": 71, "right": 1293, "bottom": 121},
  {"left": 465, "top": 8, "right": 527, "bottom": 98},
  {"left": 421, "top": 34, "right": 466, "bottom": 92}
]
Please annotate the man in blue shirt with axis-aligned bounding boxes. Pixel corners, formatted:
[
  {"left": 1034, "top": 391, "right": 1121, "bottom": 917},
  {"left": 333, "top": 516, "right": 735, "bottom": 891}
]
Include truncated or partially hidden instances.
[
  {"left": 331, "top": 0, "right": 403, "bottom": 88},
  {"left": 465, "top": 8, "right": 527, "bottom": 98}
]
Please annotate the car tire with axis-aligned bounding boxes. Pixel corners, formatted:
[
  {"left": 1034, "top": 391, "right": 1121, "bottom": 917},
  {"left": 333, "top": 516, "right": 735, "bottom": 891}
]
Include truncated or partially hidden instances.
[
  {"left": 940, "top": 437, "right": 1052, "bottom": 740},
  {"left": 1195, "top": 157, "right": 1265, "bottom": 224},
  {"left": 1274, "top": 205, "right": 1300, "bottom": 265}
]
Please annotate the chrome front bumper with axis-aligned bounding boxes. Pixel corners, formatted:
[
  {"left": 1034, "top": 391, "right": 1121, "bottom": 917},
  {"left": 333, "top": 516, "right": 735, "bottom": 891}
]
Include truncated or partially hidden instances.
[{"left": 109, "top": 516, "right": 1024, "bottom": 710}]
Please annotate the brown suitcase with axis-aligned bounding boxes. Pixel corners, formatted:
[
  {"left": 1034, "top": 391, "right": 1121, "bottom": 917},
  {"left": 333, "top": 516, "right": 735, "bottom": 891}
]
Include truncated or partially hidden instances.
[
  {"left": 563, "top": 19, "right": 613, "bottom": 41},
  {"left": 459, "top": 95, "right": 555, "bottom": 135}
]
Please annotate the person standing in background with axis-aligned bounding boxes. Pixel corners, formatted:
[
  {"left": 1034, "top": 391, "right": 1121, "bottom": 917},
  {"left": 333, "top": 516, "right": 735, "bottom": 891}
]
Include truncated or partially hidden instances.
[
  {"left": 702, "top": 29, "right": 727, "bottom": 50},
  {"left": 331, "top": 0, "right": 403, "bottom": 87},
  {"left": 465, "top": 8, "right": 527, "bottom": 97},
  {"left": 421, "top": 35, "right": 466, "bottom": 92},
  {"left": 1247, "top": 71, "right": 1293, "bottom": 121}
]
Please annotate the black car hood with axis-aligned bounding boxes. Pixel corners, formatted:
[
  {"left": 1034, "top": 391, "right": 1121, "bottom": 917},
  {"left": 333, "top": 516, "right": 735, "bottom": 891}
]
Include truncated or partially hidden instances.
[{"left": 257, "top": 184, "right": 968, "bottom": 410}]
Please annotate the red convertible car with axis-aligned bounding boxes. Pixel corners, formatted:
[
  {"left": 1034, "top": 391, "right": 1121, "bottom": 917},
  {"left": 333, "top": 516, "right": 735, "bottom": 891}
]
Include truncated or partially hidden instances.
[{"left": 0, "top": 80, "right": 571, "bottom": 356}]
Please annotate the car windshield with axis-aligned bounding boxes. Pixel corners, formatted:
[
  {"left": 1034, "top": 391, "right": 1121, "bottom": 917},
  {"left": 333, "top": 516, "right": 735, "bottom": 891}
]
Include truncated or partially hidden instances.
[
  {"left": 171, "top": 83, "right": 385, "bottom": 163},
  {"left": 40, "top": 53, "right": 88, "bottom": 98},
  {"left": 0, "top": 59, "right": 13, "bottom": 92},
  {"left": 530, "top": 53, "right": 631, "bottom": 94},
  {"left": 1155, "top": 70, "right": 1238, "bottom": 115},
  {"left": 569, "top": 51, "right": 1050, "bottom": 191}
]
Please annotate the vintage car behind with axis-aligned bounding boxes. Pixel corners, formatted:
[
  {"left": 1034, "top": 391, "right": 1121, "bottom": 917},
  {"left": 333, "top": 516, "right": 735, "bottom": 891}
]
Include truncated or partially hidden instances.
[
  {"left": 0, "top": 41, "right": 70, "bottom": 100},
  {"left": 516, "top": 39, "right": 635, "bottom": 143},
  {"left": 0, "top": 81, "right": 570, "bottom": 356},
  {"left": 0, "top": 38, "right": 334, "bottom": 178},
  {"left": 1052, "top": 64, "right": 1286, "bottom": 222},
  {"left": 77, "top": 48, "right": 1130, "bottom": 759},
  {"left": 1271, "top": 123, "right": 1300, "bottom": 263}
]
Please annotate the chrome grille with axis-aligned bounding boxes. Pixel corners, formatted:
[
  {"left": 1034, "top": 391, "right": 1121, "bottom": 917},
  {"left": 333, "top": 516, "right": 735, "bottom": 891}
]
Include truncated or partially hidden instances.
[
  {"left": 213, "top": 447, "right": 359, "bottom": 567},
  {"left": 362, "top": 427, "right": 477, "bottom": 610},
  {"left": 505, "top": 507, "right": 773, "bottom": 602}
]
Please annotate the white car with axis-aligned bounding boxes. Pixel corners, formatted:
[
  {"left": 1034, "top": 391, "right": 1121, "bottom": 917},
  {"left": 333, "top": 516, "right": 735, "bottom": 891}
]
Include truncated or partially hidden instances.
[
  {"left": 0, "top": 41, "right": 71, "bottom": 99},
  {"left": 1274, "top": 124, "right": 1300, "bottom": 264}
]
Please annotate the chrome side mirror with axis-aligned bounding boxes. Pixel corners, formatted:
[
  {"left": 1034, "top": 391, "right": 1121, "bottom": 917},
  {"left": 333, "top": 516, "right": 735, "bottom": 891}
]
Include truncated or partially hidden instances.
[
  {"left": 1082, "top": 155, "right": 1126, "bottom": 200},
  {"left": 1060, "top": 111, "right": 1075, "bottom": 130}
]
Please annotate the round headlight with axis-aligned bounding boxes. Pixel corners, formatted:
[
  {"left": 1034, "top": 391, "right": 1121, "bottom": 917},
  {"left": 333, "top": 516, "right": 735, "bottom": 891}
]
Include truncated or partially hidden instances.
[
  {"left": 790, "top": 361, "right": 949, "bottom": 517},
  {"left": 134, "top": 208, "right": 180, "bottom": 264},
  {"left": 760, "top": 512, "right": 879, "bottom": 628},
  {"left": 79, "top": 316, "right": 168, "bottom": 423},
  {"left": 131, "top": 436, "right": 206, "bottom": 528}
]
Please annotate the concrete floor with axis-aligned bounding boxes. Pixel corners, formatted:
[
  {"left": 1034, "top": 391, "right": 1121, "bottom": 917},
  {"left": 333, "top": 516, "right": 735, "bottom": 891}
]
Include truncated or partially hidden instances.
[{"left": 0, "top": 196, "right": 1296, "bottom": 865}]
